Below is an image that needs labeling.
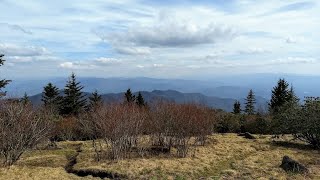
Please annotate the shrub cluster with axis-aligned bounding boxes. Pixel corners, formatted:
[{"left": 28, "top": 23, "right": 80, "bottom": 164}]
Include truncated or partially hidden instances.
[
  {"left": 74, "top": 102, "right": 217, "bottom": 160},
  {"left": 273, "top": 97, "right": 320, "bottom": 148},
  {"left": 0, "top": 101, "right": 53, "bottom": 166}
]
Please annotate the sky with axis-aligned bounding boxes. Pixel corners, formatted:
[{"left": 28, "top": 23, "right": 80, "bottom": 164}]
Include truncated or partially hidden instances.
[{"left": 0, "top": 0, "right": 319, "bottom": 79}]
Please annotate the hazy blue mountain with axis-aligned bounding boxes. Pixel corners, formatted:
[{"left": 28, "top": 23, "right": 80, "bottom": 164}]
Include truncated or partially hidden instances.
[
  {"left": 29, "top": 89, "right": 267, "bottom": 112},
  {"left": 5, "top": 74, "right": 320, "bottom": 101}
]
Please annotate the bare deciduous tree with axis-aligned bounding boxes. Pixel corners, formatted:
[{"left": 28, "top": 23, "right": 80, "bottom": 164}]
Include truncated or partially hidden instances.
[
  {"left": 87, "top": 103, "right": 148, "bottom": 160},
  {"left": 0, "top": 101, "right": 53, "bottom": 166}
]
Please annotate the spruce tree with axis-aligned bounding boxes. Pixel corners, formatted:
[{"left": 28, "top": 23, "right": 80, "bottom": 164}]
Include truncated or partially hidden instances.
[
  {"left": 288, "top": 86, "right": 299, "bottom": 105},
  {"left": 269, "top": 78, "right": 292, "bottom": 114},
  {"left": 21, "top": 92, "right": 30, "bottom": 105},
  {"left": 42, "top": 83, "right": 61, "bottom": 108},
  {"left": 88, "top": 90, "right": 102, "bottom": 110},
  {"left": 0, "top": 54, "right": 11, "bottom": 96},
  {"left": 244, "top": 89, "right": 256, "bottom": 115},
  {"left": 60, "top": 73, "right": 87, "bottom": 116},
  {"left": 233, "top": 100, "right": 241, "bottom": 114},
  {"left": 124, "top": 88, "right": 135, "bottom": 104},
  {"left": 136, "top": 92, "right": 145, "bottom": 107}
]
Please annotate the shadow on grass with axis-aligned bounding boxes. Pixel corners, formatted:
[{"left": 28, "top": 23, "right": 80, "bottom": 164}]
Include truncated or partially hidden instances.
[{"left": 267, "top": 141, "right": 315, "bottom": 151}]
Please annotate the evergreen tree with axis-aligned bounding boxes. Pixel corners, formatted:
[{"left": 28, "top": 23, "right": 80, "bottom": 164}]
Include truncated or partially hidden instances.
[
  {"left": 0, "top": 54, "right": 11, "bottom": 96},
  {"left": 269, "top": 78, "right": 293, "bottom": 114},
  {"left": 233, "top": 100, "right": 241, "bottom": 114},
  {"left": 21, "top": 92, "right": 30, "bottom": 105},
  {"left": 288, "top": 86, "right": 299, "bottom": 104},
  {"left": 60, "top": 73, "right": 87, "bottom": 115},
  {"left": 124, "top": 88, "right": 135, "bottom": 104},
  {"left": 136, "top": 92, "right": 145, "bottom": 107},
  {"left": 42, "top": 83, "right": 61, "bottom": 108},
  {"left": 88, "top": 90, "right": 102, "bottom": 110},
  {"left": 244, "top": 89, "right": 256, "bottom": 115}
]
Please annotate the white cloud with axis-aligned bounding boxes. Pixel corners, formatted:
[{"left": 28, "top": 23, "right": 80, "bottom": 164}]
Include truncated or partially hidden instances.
[
  {"left": 105, "top": 15, "right": 238, "bottom": 48},
  {"left": 269, "top": 57, "right": 317, "bottom": 65},
  {"left": 60, "top": 62, "right": 74, "bottom": 69},
  {"left": 114, "top": 46, "right": 151, "bottom": 55},
  {"left": 239, "top": 47, "right": 271, "bottom": 54},
  {"left": 59, "top": 61, "right": 96, "bottom": 70},
  {"left": 153, "top": 63, "right": 164, "bottom": 67},
  {"left": 60, "top": 57, "right": 122, "bottom": 70},
  {"left": 1, "top": 0, "right": 320, "bottom": 78},
  {"left": 0, "top": 23, "right": 33, "bottom": 35},
  {"left": 95, "top": 57, "right": 122, "bottom": 65},
  {"left": 285, "top": 36, "right": 306, "bottom": 44},
  {"left": 0, "top": 43, "right": 48, "bottom": 57}
]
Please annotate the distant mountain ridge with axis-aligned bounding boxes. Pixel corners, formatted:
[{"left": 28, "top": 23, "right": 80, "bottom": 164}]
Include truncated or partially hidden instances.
[
  {"left": 5, "top": 74, "right": 320, "bottom": 102},
  {"left": 29, "top": 89, "right": 267, "bottom": 112}
]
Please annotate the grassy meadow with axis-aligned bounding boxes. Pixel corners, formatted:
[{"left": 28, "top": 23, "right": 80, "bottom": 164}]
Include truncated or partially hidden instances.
[{"left": 0, "top": 134, "right": 319, "bottom": 180}]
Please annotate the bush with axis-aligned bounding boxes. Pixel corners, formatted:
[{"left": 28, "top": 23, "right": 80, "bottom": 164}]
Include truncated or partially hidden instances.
[
  {"left": 53, "top": 116, "right": 79, "bottom": 141},
  {"left": 88, "top": 103, "right": 149, "bottom": 160},
  {"left": 274, "top": 97, "right": 320, "bottom": 148},
  {"left": 215, "top": 113, "right": 241, "bottom": 133},
  {"left": 242, "top": 115, "right": 271, "bottom": 134},
  {"left": 148, "top": 102, "right": 216, "bottom": 157},
  {"left": 0, "top": 101, "right": 53, "bottom": 166}
]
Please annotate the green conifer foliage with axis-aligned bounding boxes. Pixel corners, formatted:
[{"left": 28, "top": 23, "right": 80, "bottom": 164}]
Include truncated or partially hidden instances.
[
  {"left": 245, "top": 89, "right": 256, "bottom": 115},
  {"left": 60, "top": 73, "right": 87, "bottom": 115}
]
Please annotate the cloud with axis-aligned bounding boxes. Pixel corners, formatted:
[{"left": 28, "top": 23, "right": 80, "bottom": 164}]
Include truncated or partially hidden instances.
[
  {"left": 60, "top": 57, "right": 122, "bottom": 70},
  {"left": 285, "top": 36, "right": 305, "bottom": 44},
  {"left": 275, "top": 1, "right": 315, "bottom": 13},
  {"left": 0, "top": 43, "right": 48, "bottom": 57},
  {"left": 113, "top": 23, "right": 237, "bottom": 48},
  {"left": 101, "top": 12, "right": 238, "bottom": 49},
  {"left": 239, "top": 47, "right": 271, "bottom": 54},
  {"left": 114, "top": 46, "right": 151, "bottom": 55},
  {"left": 95, "top": 57, "right": 122, "bottom": 65},
  {"left": 59, "top": 61, "right": 96, "bottom": 70},
  {"left": 258, "top": 1, "right": 316, "bottom": 17},
  {"left": 153, "top": 63, "right": 164, "bottom": 68},
  {"left": 1, "top": 0, "right": 320, "bottom": 77},
  {"left": 269, "top": 57, "right": 316, "bottom": 65},
  {"left": 0, "top": 23, "right": 33, "bottom": 35}
]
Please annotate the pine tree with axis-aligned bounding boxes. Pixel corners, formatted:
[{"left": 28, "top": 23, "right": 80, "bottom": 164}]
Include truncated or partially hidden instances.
[
  {"left": 136, "top": 92, "right": 145, "bottom": 107},
  {"left": 124, "top": 88, "right": 135, "bottom": 104},
  {"left": 42, "top": 83, "right": 61, "bottom": 108},
  {"left": 244, "top": 89, "right": 256, "bottom": 115},
  {"left": 21, "top": 92, "right": 30, "bottom": 106},
  {"left": 88, "top": 90, "right": 102, "bottom": 110},
  {"left": 0, "top": 54, "right": 11, "bottom": 97},
  {"left": 269, "top": 78, "right": 292, "bottom": 114},
  {"left": 288, "top": 86, "right": 299, "bottom": 105},
  {"left": 60, "top": 73, "right": 87, "bottom": 116},
  {"left": 233, "top": 100, "right": 241, "bottom": 114}
]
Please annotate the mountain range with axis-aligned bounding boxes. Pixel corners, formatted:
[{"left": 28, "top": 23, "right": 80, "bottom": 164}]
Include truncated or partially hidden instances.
[
  {"left": 4, "top": 73, "right": 320, "bottom": 112},
  {"left": 28, "top": 89, "right": 267, "bottom": 112}
]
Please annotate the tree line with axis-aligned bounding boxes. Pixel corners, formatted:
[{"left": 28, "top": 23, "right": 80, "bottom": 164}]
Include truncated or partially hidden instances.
[
  {"left": 229, "top": 78, "right": 319, "bottom": 148},
  {"left": 39, "top": 73, "right": 146, "bottom": 116}
]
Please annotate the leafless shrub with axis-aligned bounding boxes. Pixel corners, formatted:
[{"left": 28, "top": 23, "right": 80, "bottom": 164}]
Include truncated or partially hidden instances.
[
  {"left": 78, "top": 101, "right": 216, "bottom": 160},
  {"left": 148, "top": 102, "right": 215, "bottom": 157},
  {"left": 88, "top": 103, "right": 149, "bottom": 160},
  {"left": 0, "top": 101, "right": 53, "bottom": 166}
]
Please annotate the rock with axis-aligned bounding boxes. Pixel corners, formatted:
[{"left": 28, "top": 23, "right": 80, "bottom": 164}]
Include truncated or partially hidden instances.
[
  {"left": 241, "top": 132, "right": 256, "bottom": 139},
  {"left": 280, "top": 156, "right": 308, "bottom": 173},
  {"left": 238, "top": 132, "right": 256, "bottom": 139}
]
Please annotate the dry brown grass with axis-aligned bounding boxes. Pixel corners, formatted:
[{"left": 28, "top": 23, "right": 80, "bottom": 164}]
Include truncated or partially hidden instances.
[{"left": 0, "top": 134, "right": 319, "bottom": 180}]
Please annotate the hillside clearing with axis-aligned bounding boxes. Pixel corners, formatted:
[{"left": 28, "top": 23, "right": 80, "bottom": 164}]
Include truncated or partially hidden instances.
[{"left": 0, "top": 134, "right": 319, "bottom": 180}]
